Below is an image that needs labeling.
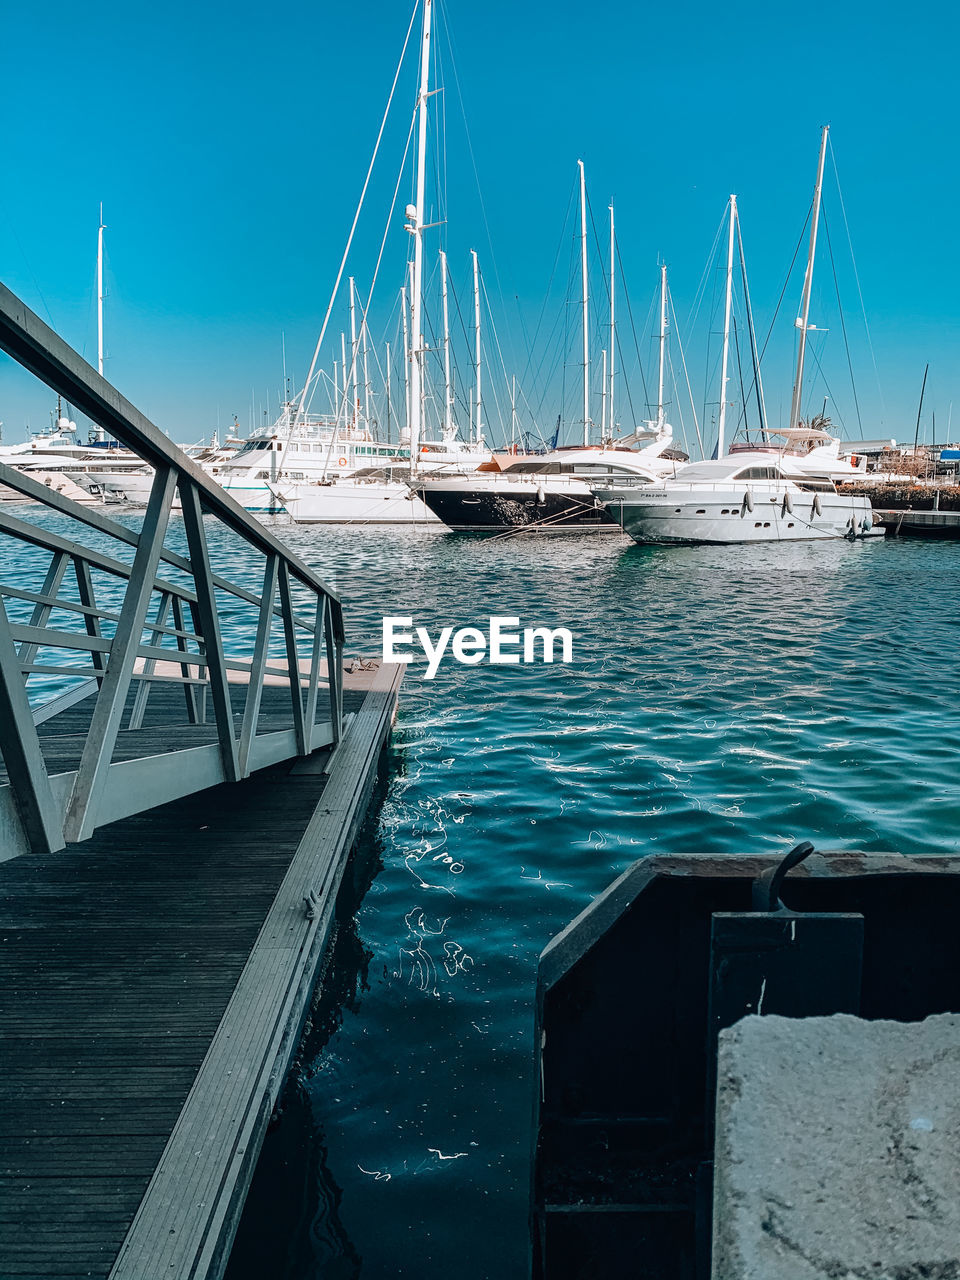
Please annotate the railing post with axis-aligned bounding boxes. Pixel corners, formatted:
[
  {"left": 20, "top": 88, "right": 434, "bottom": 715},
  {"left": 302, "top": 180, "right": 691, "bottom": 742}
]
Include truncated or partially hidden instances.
[
  {"left": 179, "top": 479, "right": 240, "bottom": 783},
  {"left": 0, "top": 599, "right": 65, "bottom": 855},
  {"left": 64, "top": 464, "right": 177, "bottom": 843},
  {"left": 302, "top": 595, "right": 327, "bottom": 754},
  {"left": 16, "top": 551, "right": 69, "bottom": 669},
  {"left": 74, "top": 558, "right": 107, "bottom": 686},
  {"left": 171, "top": 595, "right": 202, "bottom": 724},
  {"left": 238, "top": 554, "right": 279, "bottom": 777},
  {"left": 324, "top": 603, "right": 343, "bottom": 745},
  {"left": 127, "top": 591, "right": 172, "bottom": 730},
  {"left": 278, "top": 563, "right": 308, "bottom": 756}
]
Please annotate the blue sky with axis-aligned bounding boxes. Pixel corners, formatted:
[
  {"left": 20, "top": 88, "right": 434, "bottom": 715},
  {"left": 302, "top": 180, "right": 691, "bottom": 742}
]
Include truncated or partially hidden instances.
[{"left": 2, "top": 0, "right": 959, "bottom": 451}]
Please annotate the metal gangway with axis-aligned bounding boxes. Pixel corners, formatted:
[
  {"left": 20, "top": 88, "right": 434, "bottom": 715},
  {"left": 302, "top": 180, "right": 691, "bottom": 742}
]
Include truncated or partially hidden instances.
[{"left": 0, "top": 280, "right": 345, "bottom": 861}]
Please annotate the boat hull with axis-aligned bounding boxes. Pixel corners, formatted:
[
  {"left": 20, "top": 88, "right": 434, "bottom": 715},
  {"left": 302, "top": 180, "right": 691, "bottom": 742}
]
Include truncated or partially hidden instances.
[
  {"left": 278, "top": 481, "right": 439, "bottom": 524},
  {"left": 416, "top": 485, "right": 620, "bottom": 532},
  {"left": 609, "top": 488, "right": 875, "bottom": 544}
]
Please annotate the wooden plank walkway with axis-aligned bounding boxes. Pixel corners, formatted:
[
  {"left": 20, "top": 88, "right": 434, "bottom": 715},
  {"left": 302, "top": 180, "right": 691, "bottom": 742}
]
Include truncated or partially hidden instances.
[{"left": 0, "top": 662, "right": 402, "bottom": 1280}]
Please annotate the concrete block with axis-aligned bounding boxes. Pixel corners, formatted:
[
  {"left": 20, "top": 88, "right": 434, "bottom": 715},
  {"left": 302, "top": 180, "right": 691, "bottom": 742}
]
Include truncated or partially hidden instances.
[{"left": 712, "top": 1013, "right": 960, "bottom": 1280}]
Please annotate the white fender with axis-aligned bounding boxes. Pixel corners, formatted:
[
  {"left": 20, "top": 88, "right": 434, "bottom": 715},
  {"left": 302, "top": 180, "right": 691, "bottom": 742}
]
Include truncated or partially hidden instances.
[
  {"left": 742, "top": 490, "right": 754, "bottom": 515},
  {"left": 812, "top": 492, "right": 822, "bottom": 518},
  {"left": 781, "top": 492, "right": 793, "bottom": 517}
]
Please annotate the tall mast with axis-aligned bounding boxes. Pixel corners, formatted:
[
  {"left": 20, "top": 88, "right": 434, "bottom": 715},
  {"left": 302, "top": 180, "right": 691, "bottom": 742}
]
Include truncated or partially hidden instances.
[
  {"left": 657, "top": 264, "right": 668, "bottom": 428},
  {"left": 600, "top": 349, "right": 608, "bottom": 438},
  {"left": 97, "top": 203, "right": 105, "bottom": 377},
  {"left": 385, "top": 341, "right": 392, "bottom": 441},
  {"left": 406, "top": 0, "right": 433, "bottom": 472},
  {"left": 349, "top": 277, "right": 359, "bottom": 427},
  {"left": 608, "top": 201, "right": 615, "bottom": 438},
  {"left": 578, "top": 160, "right": 590, "bottom": 447},
  {"left": 717, "top": 194, "right": 736, "bottom": 458},
  {"left": 511, "top": 374, "right": 517, "bottom": 449},
  {"left": 471, "top": 249, "right": 483, "bottom": 445},
  {"left": 361, "top": 309, "right": 371, "bottom": 430},
  {"left": 440, "top": 249, "right": 454, "bottom": 439},
  {"left": 789, "top": 125, "right": 829, "bottom": 432},
  {"left": 400, "top": 284, "right": 411, "bottom": 445}
]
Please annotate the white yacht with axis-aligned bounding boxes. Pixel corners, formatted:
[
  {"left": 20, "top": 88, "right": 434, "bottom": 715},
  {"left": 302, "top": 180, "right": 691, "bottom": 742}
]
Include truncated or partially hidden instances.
[{"left": 599, "top": 453, "right": 875, "bottom": 544}]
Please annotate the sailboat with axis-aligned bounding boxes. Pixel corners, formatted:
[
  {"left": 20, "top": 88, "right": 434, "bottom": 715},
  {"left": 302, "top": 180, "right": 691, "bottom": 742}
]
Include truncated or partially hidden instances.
[
  {"left": 261, "top": 0, "right": 492, "bottom": 525},
  {"left": 601, "top": 129, "right": 877, "bottom": 545}
]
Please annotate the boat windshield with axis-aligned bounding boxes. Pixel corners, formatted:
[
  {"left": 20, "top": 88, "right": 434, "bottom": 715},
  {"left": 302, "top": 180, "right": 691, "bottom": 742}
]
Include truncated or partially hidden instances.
[{"left": 674, "top": 460, "right": 748, "bottom": 482}]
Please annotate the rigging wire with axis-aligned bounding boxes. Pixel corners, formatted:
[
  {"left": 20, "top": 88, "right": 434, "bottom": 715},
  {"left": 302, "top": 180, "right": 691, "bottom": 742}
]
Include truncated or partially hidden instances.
[
  {"left": 822, "top": 207, "right": 863, "bottom": 435},
  {"left": 292, "top": 0, "right": 419, "bottom": 431},
  {"left": 828, "top": 136, "right": 885, "bottom": 420},
  {"left": 667, "top": 291, "right": 703, "bottom": 458}
]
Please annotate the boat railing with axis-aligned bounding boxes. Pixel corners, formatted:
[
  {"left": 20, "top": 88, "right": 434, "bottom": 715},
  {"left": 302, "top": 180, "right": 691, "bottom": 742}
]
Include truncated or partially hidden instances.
[{"left": 0, "top": 280, "right": 345, "bottom": 860}]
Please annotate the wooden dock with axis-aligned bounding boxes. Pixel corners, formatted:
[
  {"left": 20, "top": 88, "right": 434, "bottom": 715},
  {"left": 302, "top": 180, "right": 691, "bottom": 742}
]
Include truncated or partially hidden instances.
[
  {"left": 0, "top": 281, "right": 404, "bottom": 1278},
  {"left": 0, "top": 664, "right": 402, "bottom": 1280}
]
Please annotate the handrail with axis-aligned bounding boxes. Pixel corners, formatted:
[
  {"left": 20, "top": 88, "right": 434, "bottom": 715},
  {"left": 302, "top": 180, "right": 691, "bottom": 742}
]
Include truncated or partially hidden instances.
[
  {"left": 0, "top": 282, "right": 344, "bottom": 644},
  {"left": 0, "top": 278, "right": 345, "bottom": 860}
]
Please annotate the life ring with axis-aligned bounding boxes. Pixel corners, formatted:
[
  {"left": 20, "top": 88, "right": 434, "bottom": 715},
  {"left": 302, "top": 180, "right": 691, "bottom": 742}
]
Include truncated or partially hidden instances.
[
  {"left": 741, "top": 490, "right": 754, "bottom": 515},
  {"left": 812, "top": 492, "right": 822, "bottom": 517},
  {"left": 338, "top": 457, "right": 347, "bottom": 467},
  {"left": 781, "top": 492, "right": 793, "bottom": 517}
]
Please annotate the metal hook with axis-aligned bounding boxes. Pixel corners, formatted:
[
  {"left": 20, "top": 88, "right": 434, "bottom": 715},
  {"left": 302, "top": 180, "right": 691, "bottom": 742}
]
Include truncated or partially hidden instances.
[{"left": 752, "top": 841, "right": 816, "bottom": 913}]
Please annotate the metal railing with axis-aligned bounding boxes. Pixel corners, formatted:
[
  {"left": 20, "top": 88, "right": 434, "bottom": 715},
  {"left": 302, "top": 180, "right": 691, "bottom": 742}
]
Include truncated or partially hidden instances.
[{"left": 0, "top": 281, "right": 344, "bottom": 860}]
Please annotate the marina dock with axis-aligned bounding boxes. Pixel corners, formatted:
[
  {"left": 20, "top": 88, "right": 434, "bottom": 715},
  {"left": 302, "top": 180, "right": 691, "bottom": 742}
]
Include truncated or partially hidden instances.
[{"left": 0, "top": 282, "right": 402, "bottom": 1279}]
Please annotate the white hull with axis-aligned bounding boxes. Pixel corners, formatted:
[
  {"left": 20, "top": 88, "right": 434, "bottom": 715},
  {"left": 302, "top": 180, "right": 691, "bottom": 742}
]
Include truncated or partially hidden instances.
[
  {"left": 275, "top": 480, "right": 439, "bottom": 524},
  {"left": 611, "top": 487, "right": 875, "bottom": 544}
]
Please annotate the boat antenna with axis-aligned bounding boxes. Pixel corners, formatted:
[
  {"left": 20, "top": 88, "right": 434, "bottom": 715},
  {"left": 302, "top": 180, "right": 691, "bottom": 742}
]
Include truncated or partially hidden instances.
[
  {"left": 788, "top": 125, "right": 829, "bottom": 432},
  {"left": 716, "top": 195, "right": 736, "bottom": 458}
]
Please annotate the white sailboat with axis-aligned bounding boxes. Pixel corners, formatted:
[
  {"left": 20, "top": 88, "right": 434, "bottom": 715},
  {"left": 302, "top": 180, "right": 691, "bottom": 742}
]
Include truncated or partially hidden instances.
[
  {"left": 273, "top": 0, "right": 492, "bottom": 526},
  {"left": 603, "top": 128, "right": 878, "bottom": 545}
]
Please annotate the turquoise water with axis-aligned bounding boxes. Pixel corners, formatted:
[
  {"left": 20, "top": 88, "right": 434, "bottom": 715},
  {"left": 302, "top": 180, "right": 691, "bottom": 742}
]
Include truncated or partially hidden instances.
[
  {"left": 7, "top": 513, "right": 958, "bottom": 1276},
  {"left": 228, "top": 528, "right": 959, "bottom": 1279}
]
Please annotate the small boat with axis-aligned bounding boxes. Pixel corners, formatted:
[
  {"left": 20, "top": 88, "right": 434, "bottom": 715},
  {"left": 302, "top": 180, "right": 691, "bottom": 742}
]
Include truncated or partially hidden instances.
[
  {"left": 533, "top": 845, "right": 960, "bottom": 1279},
  {"left": 600, "top": 451, "right": 876, "bottom": 544}
]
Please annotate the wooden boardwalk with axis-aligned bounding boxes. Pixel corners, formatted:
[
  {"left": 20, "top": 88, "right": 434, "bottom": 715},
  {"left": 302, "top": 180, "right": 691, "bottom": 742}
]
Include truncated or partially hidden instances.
[{"left": 0, "top": 662, "right": 402, "bottom": 1280}]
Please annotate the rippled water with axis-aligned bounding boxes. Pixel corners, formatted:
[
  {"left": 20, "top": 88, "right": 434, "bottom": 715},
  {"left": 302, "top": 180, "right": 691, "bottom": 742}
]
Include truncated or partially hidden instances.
[
  {"left": 7, "top": 511, "right": 958, "bottom": 1277},
  {"left": 228, "top": 526, "right": 959, "bottom": 1280}
]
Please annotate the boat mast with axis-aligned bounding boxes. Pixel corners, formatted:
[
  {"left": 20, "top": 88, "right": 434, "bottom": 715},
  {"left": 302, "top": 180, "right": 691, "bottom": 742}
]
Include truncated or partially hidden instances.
[
  {"left": 97, "top": 203, "right": 105, "bottom": 377},
  {"left": 736, "top": 205, "right": 768, "bottom": 438},
  {"left": 440, "top": 249, "right": 454, "bottom": 440},
  {"left": 349, "top": 277, "right": 359, "bottom": 428},
  {"left": 600, "top": 350, "right": 608, "bottom": 438},
  {"left": 511, "top": 375, "right": 517, "bottom": 449},
  {"left": 789, "top": 125, "right": 829, "bottom": 432},
  {"left": 608, "top": 201, "right": 615, "bottom": 438},
  {"left": 657, "top": 264, "right": 667, "bottom": 429},
  {"left": 406, "top": 0, "right": 433, "bottom": 473},
  {"left": 361, "top": 308, "right": 371, "bottom": 431},
  {"left": 578, "top": 160, "right": 589, "bottom": 447},
  {"left": 717, "top": 194, "right": 736, "bottom": 458},
  {"left": 471, "top": 249, "right": 483, "bottom": 446},
  {"left": 401, "top": 284, "right": 411, "bottom": 446},
  {"left": 385, "top": 341, "right": 392, "bottom": 442}
]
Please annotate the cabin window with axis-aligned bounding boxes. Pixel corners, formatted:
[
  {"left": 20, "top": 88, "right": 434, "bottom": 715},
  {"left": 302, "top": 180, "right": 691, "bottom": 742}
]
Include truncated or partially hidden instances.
[
  {"left": 696, "top": 509, "right": 706, "bottom": 514},
  {"left": 736, "top": 465, "right": 781, "bottom": 481}
]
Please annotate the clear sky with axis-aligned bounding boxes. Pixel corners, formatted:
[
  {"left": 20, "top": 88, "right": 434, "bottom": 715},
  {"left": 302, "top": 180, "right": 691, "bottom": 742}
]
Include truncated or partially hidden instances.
[{"left": 3, "top": 0, "right": 959, "bottom": 452}]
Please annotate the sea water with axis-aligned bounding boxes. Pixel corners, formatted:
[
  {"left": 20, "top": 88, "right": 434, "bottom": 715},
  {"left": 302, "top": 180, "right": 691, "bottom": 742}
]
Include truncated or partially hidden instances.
[
  {"left": 7, "top": 513, "right": 957, "bottom": 1277},
  {"left": 223, "top": 527, "right": 960, "bottom": 1280}
]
